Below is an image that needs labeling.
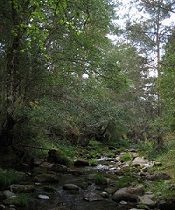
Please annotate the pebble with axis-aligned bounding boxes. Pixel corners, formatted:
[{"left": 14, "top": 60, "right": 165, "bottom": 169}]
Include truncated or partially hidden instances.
[
  {"left": 38, "top": 195, "right": 50, "bottom": 200},
  {"left": 120, "top": 200, "right": 127, "bottom": 205}
]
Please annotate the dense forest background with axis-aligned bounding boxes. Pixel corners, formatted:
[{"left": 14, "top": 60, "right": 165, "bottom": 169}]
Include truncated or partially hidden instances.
[{"left": 1, "top": 0, "right": 175, "bottom": 152}]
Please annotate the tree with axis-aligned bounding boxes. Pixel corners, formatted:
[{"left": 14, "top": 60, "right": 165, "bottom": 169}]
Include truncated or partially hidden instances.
[
  {"left": 0, "top": 0, "right": 121, "bottom": 146},
  {"left": 160, "top": 30, "right": 175, "bottom": 131},
  {"left": 125, "top": 0, "right": 174, "bottom": 147}
]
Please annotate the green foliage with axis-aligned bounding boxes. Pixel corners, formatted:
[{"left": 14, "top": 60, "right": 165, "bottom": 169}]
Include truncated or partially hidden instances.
[
  {"left": 160, "top": 31, "right": 175, "bottom": 131},
  {"left": 154, "top": 139, "right": 175, "bottom": 180},
  {"left": 120, "top": 152, "right": 132, "bottom": 162},
  {"left": 145, "top": 180, "right": 175, "bottom": 199},
  {"left": 137, "top": 141, "right": 166, "bottom": 159},
  {"left": 94, "top": 173, "right": 107, "bottom": 185},
  {"left": 89, "top": 159, "right": 98, "bottom": 166},
  {"left": 86, "top": 140, "right": 114, "bottom": 158},
  {"left": 116, "top": 175, "right": 138, "bottom": 188},
  {"left": 0, "top": 168, "right": 24, "bottom": 188}
]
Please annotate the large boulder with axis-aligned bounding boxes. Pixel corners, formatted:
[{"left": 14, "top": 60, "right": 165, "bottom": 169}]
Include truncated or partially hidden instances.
[
  {"left": 112, "top": 188, "right": 138, "bottom": 202},
  {"left": 112, "top": 185, "right": 144, "bottom": 202},
  {"left": 139, "top": 194, "right": 156, "bottom": 207}
]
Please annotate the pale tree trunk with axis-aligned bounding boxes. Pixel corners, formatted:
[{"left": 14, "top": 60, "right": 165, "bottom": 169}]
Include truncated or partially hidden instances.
[{"left": 155, "top": 0, "right": 163, "bottom": 148}]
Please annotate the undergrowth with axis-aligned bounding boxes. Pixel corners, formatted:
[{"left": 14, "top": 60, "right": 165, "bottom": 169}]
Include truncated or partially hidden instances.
[{"left": 0, "top": 168, "right": 24, "bottom": 188}]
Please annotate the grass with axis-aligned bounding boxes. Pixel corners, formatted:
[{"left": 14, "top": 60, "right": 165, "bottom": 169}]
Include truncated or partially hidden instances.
[
  {"left": 94, "top": 173, "right": 107, "bottom": 185},
  {"left": 4, "top": 193, "right": 30, "bottom": 207},
  {"left": 120, "top": 152, "right": 133, "bottom": 162},
  {"left": 145, "top": 180, "right": 175, "bottom": 199},
  {"left": 154, "top": 140, "right": 175, "bottom": 180},
  {"left": 139, "top": 138, "right": 175, "bottom": 199},
  {"left": 0, "top": 168, "right": 24, "bottom": 188},
  {"left": 116, "top": 174, "right": 139, "bottom": 188},
  {"left": 89, "top": 159, "right": 97, "bottom": 166}
]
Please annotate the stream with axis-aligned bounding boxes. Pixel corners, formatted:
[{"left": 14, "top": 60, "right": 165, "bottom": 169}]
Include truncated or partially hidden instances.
[
  {"left": 2, "top": 151, "right": 175, "bottom": 210},
  {"left": 31, "top": 156, "right": 137, "bottom": 210}
]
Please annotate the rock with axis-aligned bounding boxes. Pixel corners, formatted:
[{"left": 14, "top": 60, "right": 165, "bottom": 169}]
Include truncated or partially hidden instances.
[
  {"left": 34, "top": 173, "right": 59, "bottom": 183},
  {"left": 3, "top": 190, "right": 16, "bottom": 199},
  {"left": 63, "top": 184, "right": 79, "bottom": 191},
  {"left": 51, "top": 164, "right": 68, "bottom": 173},
  {"left": 154, "top": 161, "right": 162, "bottom": 166},
  {"left": 120, "top": 201, "right": 127, "bottom": 205},
  {"left": 38, "top": 194, "right": 50, "bottom": 200},
  {"left": 0, "top": 204, "right": 6, "bottom": 209},
  {"left": 146, "top": 172, "right": 171, "bottom": 181},
  {"left": 112, "top": 187, "right": 138, "bottom": 202},
  {"left": 129, "top": 149, "right": 138, "bottom": 153},
  {"left": 132, "top": 157, "right": 149, "bottom": 167},
  {"left": 132, "top": 153, "right": 139, "bottom": 158},
  {"left": 100, "top": 192, "right": 109, "bottom": 198},
  {"left": 104, "top": 187, "right": 118, "bottom": 194},
  {"left": 10, "top": 184, "right": 35, "bottom": 193},
  {"left": 139, "top": 194, "right": 156, "bottom": 207},
  {"left": 74, "top": 159, "right": 89, "bottom": 167},
  {"left": 129, "top": 209, "right": 144, "bottom": 210},
  {"left": 67, "top": 169, "right": 84, "bottom": 176},
  {"left": 84, "top": 192, "right": 103, "bottom": 201},
  {"left": 40, "top": 162, "right": 54, "bottom": 169},
  {"left": 50, "top": 207, "right": 70, "bottom": 210},
  {"left": 34, "top": 158, "right": 44, "bottom": 166},
  {"left": 127, "top": 185, "right": 145, "bottom": 195},
  {"left": 169, "top": 184, "right": 175, "bottom": 190}
]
